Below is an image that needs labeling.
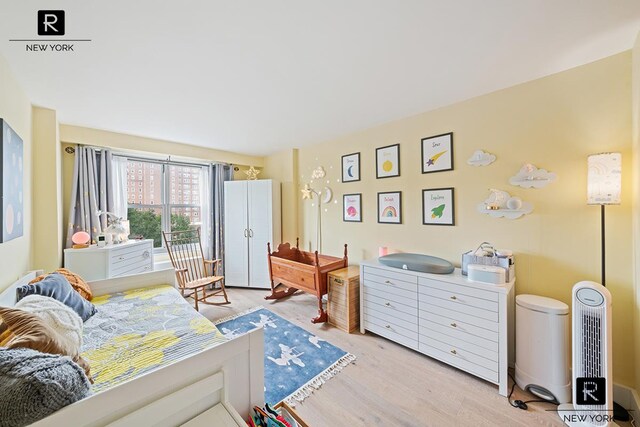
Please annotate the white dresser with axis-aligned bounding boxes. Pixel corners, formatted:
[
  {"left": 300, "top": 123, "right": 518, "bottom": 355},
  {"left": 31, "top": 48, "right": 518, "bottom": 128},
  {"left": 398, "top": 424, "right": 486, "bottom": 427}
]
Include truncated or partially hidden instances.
[
  {"left": 64, "top": 239, "right": 154, "bottom": 281},
  {"left": 359, "top": 259, "right": 515, "bottom": 396}
]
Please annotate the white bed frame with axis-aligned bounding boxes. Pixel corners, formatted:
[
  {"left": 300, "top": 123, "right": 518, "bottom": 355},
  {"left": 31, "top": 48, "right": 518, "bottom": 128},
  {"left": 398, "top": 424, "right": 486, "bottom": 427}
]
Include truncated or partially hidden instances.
[{"left": 0, "top": 270, "right": 264, "bottom": 427}]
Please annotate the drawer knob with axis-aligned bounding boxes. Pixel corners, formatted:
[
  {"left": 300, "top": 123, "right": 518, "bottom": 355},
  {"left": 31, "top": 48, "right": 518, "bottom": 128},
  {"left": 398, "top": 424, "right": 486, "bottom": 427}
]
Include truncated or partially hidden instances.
[
  {"left": 450, "top": 323, "right": 457, "bottom": 328},
  {"left": 118, "top": 256, "right": 125, "bottom": 261},
  {"left": 385, "top": 325, "right": 391, "bottom": 329},
  {"left": 385, "top": 280, "right": 393, "bottom": 285},
  {"left": 385, "top": 302, "right": 391, "bottom": 307},
  {"left": 450, "top": 295, "right": 457, "bottom": 300},
  {"left": 142, "top": 251, "right": 150, "bottom": 259},
  {"left": 450, "top": 349, "right": 457, "bottom": 355}
]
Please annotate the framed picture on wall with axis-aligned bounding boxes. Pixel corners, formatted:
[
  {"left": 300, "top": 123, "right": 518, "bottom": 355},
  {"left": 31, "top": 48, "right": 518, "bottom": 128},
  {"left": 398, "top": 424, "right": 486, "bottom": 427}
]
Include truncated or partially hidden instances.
[
  {"left": 0, "top": 119, "right": 24, "bottom": 243},
  {"left": 378, "top": 191, "right": 402, "bottom": 224},
  {"left": 343, "top": 193, "right": 362, "bottom": 222},
  {"left": 376, "top": 144, "right": 400, "bottom": 178},
  {"left": 421, "top": 132, "right": 453, "bottom": 173},
  {"left": 422, "top": 188, "right": 455, "bottom": 226},
  {"left": 341, "top": 152, "right": 361, "bottom": 182}
]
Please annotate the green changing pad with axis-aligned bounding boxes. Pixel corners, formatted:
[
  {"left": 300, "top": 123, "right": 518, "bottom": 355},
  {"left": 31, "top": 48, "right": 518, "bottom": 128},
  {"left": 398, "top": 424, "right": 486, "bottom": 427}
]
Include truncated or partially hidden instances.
[{"left": 378, "top": 253, "right": 454, "bottom": 274}]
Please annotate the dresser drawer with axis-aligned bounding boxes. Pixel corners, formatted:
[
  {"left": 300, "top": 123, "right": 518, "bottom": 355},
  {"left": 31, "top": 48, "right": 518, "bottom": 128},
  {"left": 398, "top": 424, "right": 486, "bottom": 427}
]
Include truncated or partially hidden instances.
[
  {"left": 418, "top": 277, "right": 498, "bottom": 303},
  {"left": 365, "top": 321, "right": 418, "bottom": 350},
  {"left": 364, "top": 266, "right": 417, "bottom": 285},
  {"left": 419, "top": 286, "right": 498, "bottom": 312},
  {"left": 111, "top": 257, "right": 153, "bottom": 277},
  {"left": 364, "top": 292, "right": 417, "bottom": 316},
  {"left": 418, "top": 292, "right": 498, "bottom": 322},
  {"left": 419, "top": 324, "right": 498, "bottom": 361},
  {"left": 364, "top": 311, "right": 418, "bottom": 339},
  {"left": 364, "top": 299, "right": 418, "bottom": 328},
  {"left": 110, "top": 242, "right": 152, "bottom": 262},
  {"left": 363, "top": 284, "right": 417, "bottom": 308},
  {"left": 363, "top": 268, "right": 417, "bottom": 293},
  {"left": 419, "top": 342, "right": 498, "bottom": 383},
  {"left": 418, "top": 308, "right": 499, "bottom": 341}
]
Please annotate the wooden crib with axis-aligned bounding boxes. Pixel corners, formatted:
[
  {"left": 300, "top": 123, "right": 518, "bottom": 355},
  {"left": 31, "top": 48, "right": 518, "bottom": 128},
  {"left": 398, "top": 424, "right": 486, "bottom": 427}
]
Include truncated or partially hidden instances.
[{"left": 265, "top": 239, "right": 348, "bottom": 323}]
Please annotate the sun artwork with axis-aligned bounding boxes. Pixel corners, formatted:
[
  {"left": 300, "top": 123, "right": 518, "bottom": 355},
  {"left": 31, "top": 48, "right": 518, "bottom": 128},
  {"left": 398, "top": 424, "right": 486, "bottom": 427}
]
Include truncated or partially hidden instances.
[{"left": 382, "top": 160, "right": 393, "bottom": 172}]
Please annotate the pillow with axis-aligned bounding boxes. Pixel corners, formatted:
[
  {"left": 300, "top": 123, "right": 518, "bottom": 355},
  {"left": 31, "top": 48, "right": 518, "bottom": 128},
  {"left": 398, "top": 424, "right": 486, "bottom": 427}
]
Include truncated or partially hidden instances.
[
  {"left": 17, "top": 273, "right": 97, "bottom": 321},
  {"left": 15, "top": 295, "right": 83, "bottom": 350},
  {"left": 0, "top": 347, "right": 91, "bottom": 427},
  {"left": 0, "top": 307, "right": 92, "bottom": 382},
  {"left": 29, "top": 268, "right": 93, "bottom": 301}
]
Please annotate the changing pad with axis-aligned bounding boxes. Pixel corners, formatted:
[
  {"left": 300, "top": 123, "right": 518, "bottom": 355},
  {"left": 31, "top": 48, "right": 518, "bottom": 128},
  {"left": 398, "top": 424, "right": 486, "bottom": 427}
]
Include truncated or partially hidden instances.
[{"left": 378, "top": 253, "right": 454, "bottom": 274}]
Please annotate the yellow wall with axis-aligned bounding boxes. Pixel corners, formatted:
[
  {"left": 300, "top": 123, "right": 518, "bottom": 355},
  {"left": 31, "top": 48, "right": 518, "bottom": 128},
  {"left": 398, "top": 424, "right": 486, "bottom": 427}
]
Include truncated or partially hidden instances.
[
  {"left": 0, "top": 55, "right": 32, "bottom": 290},
  {"left": 632, "top": 33, "right": 640, "bottom": 392},
  {"left": 295, "top": 52, "right": 636, "bottom": 386},
  {"left": 32, "top": 107, "right": 63, "bottom": 271},
  {"left": 263, "top": 148, "right": 299, "bottom": 243}
]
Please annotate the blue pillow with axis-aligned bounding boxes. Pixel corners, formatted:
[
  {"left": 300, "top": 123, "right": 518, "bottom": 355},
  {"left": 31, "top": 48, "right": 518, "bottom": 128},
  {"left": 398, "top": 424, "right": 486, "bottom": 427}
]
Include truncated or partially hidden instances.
[{"left": 16, "top": 273, "right": 97, "bottom": 321}]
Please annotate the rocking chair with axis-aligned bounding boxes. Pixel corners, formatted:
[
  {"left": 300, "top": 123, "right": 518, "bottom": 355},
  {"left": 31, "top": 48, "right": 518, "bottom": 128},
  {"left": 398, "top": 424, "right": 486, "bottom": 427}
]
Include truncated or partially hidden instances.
[{"left": 162, "top": 228, "right": 229, "bottom": 311}]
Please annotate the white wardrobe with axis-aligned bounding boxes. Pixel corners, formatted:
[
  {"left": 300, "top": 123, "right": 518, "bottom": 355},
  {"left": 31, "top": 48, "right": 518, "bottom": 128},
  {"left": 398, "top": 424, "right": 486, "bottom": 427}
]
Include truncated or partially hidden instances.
[{"left": 224, "top": 179, "right": 281, "bottom": 288}]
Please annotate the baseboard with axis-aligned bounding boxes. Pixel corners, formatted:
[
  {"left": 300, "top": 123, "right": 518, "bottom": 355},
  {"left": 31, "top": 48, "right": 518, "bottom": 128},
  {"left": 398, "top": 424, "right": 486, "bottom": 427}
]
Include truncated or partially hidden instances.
[{"left": 614, "top": 383, "right": 640, "bottom": 418}]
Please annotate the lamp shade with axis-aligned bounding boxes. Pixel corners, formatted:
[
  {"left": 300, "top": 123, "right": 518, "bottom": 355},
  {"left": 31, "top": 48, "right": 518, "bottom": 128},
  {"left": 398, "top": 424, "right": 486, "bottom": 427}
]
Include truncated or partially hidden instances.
[{"left": 587, "top": 152, "right": 621, "bottom": 205}]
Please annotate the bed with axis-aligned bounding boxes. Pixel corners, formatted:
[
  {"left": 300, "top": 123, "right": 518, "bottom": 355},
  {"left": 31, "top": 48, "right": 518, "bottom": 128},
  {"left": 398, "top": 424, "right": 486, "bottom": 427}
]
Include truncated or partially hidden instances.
[
  {"left": 265, "top": 240, "right": 348, "bottom": 323},
  {"left": 0, "top": 269, "right": 264, "bottom": 427}
]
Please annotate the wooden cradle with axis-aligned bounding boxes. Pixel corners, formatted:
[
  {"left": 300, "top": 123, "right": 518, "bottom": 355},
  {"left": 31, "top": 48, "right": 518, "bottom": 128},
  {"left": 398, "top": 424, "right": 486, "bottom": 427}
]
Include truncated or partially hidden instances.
[{"left": 265, "top": 239, "right": 348, "bottom": 323}]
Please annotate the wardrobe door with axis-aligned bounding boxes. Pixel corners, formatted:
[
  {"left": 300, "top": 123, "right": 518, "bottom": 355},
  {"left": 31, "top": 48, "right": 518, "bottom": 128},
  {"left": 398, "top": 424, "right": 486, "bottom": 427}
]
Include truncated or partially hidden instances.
[
  {"left": 223, "top": 181, "right": 249, "bottom": 287},
  {"left": 248, "top": 180, "right": 274, "bottom": 289}
]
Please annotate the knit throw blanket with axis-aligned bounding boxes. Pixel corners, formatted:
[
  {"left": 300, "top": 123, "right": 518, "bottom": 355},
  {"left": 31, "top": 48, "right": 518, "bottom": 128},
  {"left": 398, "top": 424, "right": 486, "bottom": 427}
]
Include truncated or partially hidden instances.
[
  {"left": 0, "top": 347, "right": 91, "bottom": 427},
  {"left": 15, "top": 294, "right": 83, "bottom": 350}
]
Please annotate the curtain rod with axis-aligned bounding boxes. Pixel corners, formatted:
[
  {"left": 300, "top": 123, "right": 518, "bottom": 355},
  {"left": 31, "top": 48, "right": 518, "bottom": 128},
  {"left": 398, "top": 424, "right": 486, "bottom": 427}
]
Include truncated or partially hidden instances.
[{"left": 64, "top": 144, "right": 232, "bottom": 168}]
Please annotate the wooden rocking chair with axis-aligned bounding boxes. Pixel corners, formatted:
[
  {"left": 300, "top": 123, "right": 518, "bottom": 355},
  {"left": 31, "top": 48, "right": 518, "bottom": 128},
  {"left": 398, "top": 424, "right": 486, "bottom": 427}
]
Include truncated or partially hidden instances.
[{"left": 162, "top": 228, "right": 229, "bottom": 311}]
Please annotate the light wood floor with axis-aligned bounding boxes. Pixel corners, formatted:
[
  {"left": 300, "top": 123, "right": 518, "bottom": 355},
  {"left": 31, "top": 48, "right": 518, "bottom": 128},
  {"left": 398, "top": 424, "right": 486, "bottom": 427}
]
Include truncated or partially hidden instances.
[{"left": 197, "top": 288, "right": 609, "bottom": 427}]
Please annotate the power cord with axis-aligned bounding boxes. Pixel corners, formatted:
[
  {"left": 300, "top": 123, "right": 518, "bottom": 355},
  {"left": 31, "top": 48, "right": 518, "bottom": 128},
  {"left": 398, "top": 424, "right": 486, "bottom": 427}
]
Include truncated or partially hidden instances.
[{"left": 507, "top": 373, "right": 560, "bottom": 411}]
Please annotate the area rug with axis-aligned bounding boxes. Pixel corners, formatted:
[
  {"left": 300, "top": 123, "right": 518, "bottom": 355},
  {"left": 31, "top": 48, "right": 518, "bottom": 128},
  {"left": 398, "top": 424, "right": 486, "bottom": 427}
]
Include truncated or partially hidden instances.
[{"left": 215, "top": 306, "right": 356, "bottom": 405}]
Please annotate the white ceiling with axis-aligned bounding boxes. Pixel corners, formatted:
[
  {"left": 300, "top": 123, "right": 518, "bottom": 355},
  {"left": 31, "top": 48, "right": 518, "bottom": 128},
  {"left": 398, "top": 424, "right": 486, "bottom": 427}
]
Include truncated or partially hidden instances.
[{"left": 1, "top": 1, "right": 640, "bottom": 156}]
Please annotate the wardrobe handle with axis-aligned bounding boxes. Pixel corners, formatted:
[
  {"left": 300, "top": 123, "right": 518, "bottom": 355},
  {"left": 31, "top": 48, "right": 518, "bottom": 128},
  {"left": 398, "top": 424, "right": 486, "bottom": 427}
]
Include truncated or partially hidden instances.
[
  {"left": 450, "top": 323, "right": 457, "bottom": 328},
  {"left": 385, "top": 280, "right": 393, "bottom": 285},
  {"left": 385, "top": 302, "right": 391, "bottom": 307},
  {"left": 450, "top": 295, "right": 457, "bottom": 300},
  {"left": 249, "top": 229, "right": 254, "bottom": 237},
  {"left": 244, "top": 229, "right": 248, "bottom": 238},
  {"left": 385, "top": 325, "right": 391, "bottom": 329},
  {"left": 450, "top": 349, "right": 457, "bottom": 355}
]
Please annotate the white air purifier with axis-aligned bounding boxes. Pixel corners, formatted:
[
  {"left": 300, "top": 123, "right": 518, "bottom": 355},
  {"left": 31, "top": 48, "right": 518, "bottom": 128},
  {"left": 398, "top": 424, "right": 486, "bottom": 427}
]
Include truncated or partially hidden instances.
[{"left": 558, "top": 281, "right": 615, "bottom": 427}]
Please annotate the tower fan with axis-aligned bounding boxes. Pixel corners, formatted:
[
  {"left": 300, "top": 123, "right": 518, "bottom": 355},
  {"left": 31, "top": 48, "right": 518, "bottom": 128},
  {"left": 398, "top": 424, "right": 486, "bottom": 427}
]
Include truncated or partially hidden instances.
[{"left": 558, "top": 281, "right": 615, "bottom": 427}]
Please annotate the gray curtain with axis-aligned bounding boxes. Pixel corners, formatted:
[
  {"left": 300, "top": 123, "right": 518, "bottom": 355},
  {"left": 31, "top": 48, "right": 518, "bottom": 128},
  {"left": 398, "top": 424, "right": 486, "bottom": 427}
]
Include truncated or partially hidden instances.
[
  {"left": 65, "top": 146, "right": 115, "bottom": 247},
  {"left": 210, "top": 164, "right": 233, "bottom": 269}
]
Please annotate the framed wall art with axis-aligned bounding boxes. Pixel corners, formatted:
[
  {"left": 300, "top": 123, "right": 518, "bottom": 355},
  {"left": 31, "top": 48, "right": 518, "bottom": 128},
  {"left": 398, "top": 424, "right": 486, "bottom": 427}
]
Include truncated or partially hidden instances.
[
  {"left": 421, "top": 132, "right": 453, "bottom": 173},
  {"left": 341, "top": 152, "right": 361, "bottom": 182},
  {"left": 377, "top": 191, "right": 402, "bottom": 224},
  {"left": 0, "top": 119, "right": 24, "bottom": 243},
  {"left": 343, "top": 193, "right": 362, "bottom": 222},
  {"left": 376, "top": 144, "right": 400, "bottom": 178},
  {"left": 422, "top": 187, "right": 455, "bottom": 226}
]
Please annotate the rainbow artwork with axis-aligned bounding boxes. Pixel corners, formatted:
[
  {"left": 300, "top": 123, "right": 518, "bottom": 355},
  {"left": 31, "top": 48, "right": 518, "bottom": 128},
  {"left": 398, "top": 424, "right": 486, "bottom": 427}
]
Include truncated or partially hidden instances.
[{"left": 381, "top": 206, "right": 397, "bottom": 218}]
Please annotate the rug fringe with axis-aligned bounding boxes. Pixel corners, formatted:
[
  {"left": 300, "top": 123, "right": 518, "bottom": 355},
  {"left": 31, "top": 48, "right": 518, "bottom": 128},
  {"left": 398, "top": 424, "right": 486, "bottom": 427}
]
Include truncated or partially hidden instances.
[
  {"left": 213, "top": 306, "right": 264, "bottom": 325},
  {"left": 284, "top": 352, "right": 357, "bottom": 407}
]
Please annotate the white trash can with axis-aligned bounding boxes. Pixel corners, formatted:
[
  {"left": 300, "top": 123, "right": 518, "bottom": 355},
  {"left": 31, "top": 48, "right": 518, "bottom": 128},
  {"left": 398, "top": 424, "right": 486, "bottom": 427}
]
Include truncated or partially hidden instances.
[{"left": 515, "top": 294, "right": 571, "bottom": 404}]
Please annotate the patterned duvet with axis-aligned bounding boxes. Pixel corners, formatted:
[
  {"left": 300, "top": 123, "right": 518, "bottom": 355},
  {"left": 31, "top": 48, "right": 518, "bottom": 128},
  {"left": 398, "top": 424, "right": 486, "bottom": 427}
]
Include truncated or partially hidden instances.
[{"left": 80, "top": 285, "right": 227, "bottom": 393}]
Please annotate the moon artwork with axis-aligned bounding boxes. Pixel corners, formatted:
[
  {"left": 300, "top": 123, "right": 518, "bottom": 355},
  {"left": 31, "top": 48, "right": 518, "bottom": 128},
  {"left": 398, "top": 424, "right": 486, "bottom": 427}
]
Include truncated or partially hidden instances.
[
  {"left": 1, "top": 119, "right": 24, "bottom": 243},
  {"left": 341, "top": 152, "right": 360, "bottom": 182}
]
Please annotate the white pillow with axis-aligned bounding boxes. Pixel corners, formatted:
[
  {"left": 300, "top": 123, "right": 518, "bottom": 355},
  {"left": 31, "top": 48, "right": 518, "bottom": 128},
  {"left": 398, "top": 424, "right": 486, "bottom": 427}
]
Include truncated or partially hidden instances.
[{"left": 14, "top": 295, "right": 83, "bottom": 351}]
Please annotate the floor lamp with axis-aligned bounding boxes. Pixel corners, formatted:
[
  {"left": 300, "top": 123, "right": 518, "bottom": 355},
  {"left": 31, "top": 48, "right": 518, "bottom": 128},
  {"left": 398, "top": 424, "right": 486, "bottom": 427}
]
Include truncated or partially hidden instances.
[{"left": 587, "top": 152, "right": 622, "bottom": 287}]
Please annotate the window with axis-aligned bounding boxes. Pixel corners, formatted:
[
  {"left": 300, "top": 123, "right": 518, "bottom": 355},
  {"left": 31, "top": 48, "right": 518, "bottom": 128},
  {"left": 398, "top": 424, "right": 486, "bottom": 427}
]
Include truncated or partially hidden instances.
[{"left": 127, "top": 159, "right": 204, "bottom": 249}]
